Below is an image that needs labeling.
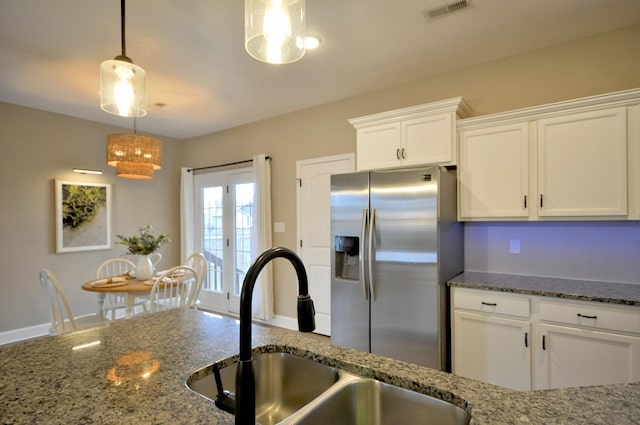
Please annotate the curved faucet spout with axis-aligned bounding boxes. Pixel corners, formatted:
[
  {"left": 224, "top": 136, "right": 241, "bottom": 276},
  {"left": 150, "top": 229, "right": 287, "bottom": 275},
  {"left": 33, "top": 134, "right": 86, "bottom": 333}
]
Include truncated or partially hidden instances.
[{"left": 235, "top": 246, "right": 316, "bottom": 425}]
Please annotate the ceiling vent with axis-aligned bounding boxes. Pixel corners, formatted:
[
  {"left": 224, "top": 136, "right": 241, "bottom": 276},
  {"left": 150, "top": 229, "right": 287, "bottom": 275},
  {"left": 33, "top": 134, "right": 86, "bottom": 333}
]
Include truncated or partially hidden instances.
[{"left": 423, "top": 0, "right": 474, "bottom": 21}]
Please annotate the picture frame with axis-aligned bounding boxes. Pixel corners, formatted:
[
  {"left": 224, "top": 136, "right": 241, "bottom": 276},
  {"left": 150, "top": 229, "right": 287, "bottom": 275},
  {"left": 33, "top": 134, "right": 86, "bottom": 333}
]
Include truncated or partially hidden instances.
[{"left": 55, "top": 180, "right": 112, "bottom": 253}]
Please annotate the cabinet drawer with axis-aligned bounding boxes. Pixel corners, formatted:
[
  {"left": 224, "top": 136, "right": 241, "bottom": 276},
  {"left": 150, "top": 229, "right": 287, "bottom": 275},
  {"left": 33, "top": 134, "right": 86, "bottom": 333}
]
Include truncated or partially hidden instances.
[
  {"left": 540, "top": 299, "right": 640, "bottom": 334},
  {"left": 452, "top": 288, "right": 530, "bottom": 318}
]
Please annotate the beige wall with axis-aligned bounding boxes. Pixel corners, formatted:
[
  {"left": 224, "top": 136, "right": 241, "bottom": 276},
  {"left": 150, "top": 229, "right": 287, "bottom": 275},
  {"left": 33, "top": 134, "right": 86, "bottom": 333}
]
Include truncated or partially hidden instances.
[
  {"left": 2, "top": 24, "right": 640, "bottom": 332},
  {"left": 0, "top": 104, "right": 183, "bottom": 332},
  {"left": 182, "top": 24, "right": 640, "bottom": 318}
]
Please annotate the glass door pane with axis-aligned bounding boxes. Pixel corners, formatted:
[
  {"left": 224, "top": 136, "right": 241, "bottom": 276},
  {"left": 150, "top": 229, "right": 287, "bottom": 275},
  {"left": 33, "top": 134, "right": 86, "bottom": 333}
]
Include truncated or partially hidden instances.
[
  {"left": 203, "top": 186, "right": 223, "bottom": 293},
  {"left": 195, "top": 169, "right": 255, "bottom": 315},
  {"left": 234, "top": 182, "right": 254, "bottom": 297},
  {"left": 194, "top": 172, "right": 229, "bottom": 312}
]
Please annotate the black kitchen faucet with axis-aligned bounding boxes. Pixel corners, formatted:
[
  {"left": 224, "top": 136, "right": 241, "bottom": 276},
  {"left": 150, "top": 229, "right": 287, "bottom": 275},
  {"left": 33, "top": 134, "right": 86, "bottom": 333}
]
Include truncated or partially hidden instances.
[{"left": 213, "top": 246, "right": 316, "bottom": 425}]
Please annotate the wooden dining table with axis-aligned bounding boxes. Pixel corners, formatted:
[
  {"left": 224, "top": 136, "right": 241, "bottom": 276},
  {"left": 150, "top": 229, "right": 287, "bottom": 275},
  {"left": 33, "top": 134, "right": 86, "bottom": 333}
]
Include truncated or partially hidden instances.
[{"left": 81, "top": 275, "right": 155, "bottom": 319}]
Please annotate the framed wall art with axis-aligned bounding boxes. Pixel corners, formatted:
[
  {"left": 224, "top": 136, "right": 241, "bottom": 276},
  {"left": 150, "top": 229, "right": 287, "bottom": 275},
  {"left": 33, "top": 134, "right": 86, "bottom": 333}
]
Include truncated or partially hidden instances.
[{"left": 55, "top": 180, "right": 112, "bottom": 253}]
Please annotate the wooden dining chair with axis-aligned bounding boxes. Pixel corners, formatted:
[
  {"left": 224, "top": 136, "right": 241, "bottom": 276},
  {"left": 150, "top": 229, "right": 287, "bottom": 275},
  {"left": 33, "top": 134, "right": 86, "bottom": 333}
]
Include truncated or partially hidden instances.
[
  {"left": 184, "top": 252, "right": 207, "bottom": 309},
  {"left": 148, "top": 265, "right": 197, "bottom": 313},
  {"left": 40, "top": 268, "right": 107, "bottom": 335},
  {"left": 96, "top": 258, "right": 148, "bottom": 319}
]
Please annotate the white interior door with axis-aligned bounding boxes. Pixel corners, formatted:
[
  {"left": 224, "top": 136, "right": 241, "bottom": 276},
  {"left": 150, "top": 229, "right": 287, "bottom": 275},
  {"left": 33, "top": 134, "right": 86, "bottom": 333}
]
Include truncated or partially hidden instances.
[{"left": 297, "top": 154, "right": 355, "bottom": 336}]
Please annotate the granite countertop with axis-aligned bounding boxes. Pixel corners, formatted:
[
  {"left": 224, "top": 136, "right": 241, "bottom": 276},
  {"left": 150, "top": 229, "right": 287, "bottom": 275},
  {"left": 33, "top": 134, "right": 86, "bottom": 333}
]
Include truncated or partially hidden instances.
[
  {"left": 448, "top": 271, "right": 640, "bottom": 306},
  {"left": 2, "top": 308, "right": 640, "bottom": 424}
]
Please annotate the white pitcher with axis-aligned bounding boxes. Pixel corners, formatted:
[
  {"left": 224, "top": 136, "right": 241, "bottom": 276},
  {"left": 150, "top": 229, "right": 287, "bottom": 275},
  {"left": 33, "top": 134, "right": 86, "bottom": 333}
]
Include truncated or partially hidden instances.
[{"left": 135, "top": 253, "right": 162, "bottom": 280}]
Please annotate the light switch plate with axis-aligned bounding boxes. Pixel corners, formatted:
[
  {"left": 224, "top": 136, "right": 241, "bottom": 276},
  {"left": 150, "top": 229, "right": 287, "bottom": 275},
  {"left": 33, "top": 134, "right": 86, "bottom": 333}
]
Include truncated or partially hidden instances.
[
  {"left": 273, "top": 222, "right": 285, "bottom": 233},
  {"left": 509, "top": 239, "right": 520, "bottom": 254}
]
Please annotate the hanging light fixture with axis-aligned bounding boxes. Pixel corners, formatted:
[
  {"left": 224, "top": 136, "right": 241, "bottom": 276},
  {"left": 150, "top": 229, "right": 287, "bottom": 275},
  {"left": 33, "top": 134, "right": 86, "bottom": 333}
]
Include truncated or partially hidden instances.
[
  {"left": 100, "top": 0, "right": 146, "bottom": 117},
  {"left": 107, "top": 120, "right": 162, "bottom": 180},
  {"left": 245, "top": 0, "right": 306, "bottom": 64},
  {"left": 114, "top": 160, "right": 155, "bottom": 179}
]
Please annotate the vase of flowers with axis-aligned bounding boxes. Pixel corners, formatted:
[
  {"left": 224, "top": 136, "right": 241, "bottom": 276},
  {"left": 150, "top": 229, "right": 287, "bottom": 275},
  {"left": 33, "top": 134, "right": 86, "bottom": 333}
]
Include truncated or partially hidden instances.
[{"left": 116, "top": 225, "right": 170, "bottom": 279}]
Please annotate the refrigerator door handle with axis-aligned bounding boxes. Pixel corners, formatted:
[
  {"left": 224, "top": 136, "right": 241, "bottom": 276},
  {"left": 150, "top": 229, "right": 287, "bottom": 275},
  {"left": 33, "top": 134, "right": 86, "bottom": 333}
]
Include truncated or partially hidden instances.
[
  {"left": 368, "top": 208, "right": 376, "bottom": 301},
  {"left": 360, "top": 209, "right": 369, "bottom": 300}
]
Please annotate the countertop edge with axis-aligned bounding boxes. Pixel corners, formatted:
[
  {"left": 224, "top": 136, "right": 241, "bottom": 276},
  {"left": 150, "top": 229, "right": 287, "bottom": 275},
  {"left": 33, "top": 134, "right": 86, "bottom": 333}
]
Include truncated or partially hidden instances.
[{"left": 448, "top": 271, "right": 640, "bottom": 306}]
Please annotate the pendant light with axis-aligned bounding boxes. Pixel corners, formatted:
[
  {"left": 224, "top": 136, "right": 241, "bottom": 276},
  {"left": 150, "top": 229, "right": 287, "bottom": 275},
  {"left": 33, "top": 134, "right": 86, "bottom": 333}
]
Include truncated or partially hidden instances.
[
  {"left": 107, "top": 119, "right": 162, "bottom": 180},
  {"left": 100, "top": 0, "right": 146, "bottom": 117},
  {"left": 245, "top": 0, "right": 306, "bottom": 64}
]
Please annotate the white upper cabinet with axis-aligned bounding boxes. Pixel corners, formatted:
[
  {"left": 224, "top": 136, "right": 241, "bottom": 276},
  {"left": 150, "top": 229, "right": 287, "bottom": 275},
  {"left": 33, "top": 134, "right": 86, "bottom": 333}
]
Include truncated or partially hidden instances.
[
  {"left": 630, "top": 104, "right": 640, "bottom": 220},
  {"left": 354, "top": 122, "right": 403, "bottom": 171},
  {"left": 537, "top": 107, "right": 627, "bottom": 217},
  {"left": 457, "top": 88, "right": 640, "bottom": 221},
  {"left": 350, "top": 97, "right": 471, "bottom": 171},
  {"left": 458, "top": 123, "right": 530, "bottom": 219}
]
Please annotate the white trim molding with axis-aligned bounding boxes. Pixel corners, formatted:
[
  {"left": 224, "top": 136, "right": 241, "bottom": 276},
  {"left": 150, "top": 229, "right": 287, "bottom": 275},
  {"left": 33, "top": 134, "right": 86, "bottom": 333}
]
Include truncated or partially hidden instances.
[{"left": 0, "top": 323, "right": 50, "bottom": 346}]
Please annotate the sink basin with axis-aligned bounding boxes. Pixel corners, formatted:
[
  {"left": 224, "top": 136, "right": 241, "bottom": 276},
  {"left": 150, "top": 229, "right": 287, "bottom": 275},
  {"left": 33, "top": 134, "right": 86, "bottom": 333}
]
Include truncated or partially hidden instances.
[
  {"left": 289, "top": 378, "right": 470, "bottom": 425},
  {"left": 187, "top": 352, "right": 340, "bottom": 425},
  {"left": 189, "top": 351, "right": 470, "bottom": 425}
]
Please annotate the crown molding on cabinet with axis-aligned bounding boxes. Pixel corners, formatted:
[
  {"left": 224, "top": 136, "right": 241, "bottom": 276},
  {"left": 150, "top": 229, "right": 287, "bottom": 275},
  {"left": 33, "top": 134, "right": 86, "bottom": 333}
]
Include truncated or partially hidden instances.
[
  {"left": 349, "top": 96, "right": 472, "bottom": 128},
  {"left": 457, "top": 87, "right": 640, "bottom": 129}
]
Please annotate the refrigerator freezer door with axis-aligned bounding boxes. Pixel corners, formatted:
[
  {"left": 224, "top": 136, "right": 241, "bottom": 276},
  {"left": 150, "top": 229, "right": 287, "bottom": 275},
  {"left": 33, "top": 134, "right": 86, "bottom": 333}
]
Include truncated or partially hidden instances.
[
  {"left": 330, "top": 171, "right": 370, "bottom": 353},
  {"left": 369, "top": 167, "right": 442, "bottom": 368}
]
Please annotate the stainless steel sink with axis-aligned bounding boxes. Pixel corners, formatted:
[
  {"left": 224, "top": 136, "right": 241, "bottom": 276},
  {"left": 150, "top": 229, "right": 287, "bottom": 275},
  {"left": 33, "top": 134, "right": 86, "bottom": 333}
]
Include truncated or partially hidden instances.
[
  {"left": 288, "top": 378, "right": 470, "bottom": 425},
  {"left": 188, "top": 352, "right": 470, "bottom": 425},
  {"left": 187, "top": 352, "right": 340, "bottom": 425}
]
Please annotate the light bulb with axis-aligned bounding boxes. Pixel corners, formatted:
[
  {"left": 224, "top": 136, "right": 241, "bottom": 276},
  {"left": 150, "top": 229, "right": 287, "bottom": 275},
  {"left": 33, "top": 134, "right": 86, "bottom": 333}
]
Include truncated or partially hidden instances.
[
  {"left": 245, "top": 0, "right": 305, "bottom": 64},
  {"left": 113, "top": 65, "right": 135, "bottom": 116},
  {"left": 264, "top": 0, "right": 291, "bottom": 63},
  {"left": 100, "top": 59, "right": 146, "bottom": 117}
]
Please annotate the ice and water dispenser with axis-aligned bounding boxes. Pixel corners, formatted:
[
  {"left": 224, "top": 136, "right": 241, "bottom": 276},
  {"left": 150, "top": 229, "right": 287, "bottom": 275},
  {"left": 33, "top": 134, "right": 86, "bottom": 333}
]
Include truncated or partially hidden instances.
[{"left": 334, "top": 236, "right": 360, "bottom": 280}]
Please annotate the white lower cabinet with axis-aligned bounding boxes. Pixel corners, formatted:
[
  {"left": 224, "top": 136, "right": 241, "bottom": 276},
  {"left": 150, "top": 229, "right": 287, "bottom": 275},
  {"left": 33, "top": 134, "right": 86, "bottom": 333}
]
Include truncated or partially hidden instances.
[
  {"left": 452, "top": 287, "right": 640, "bottom": 391},
  {"left": 537, "top": 298, "right": 640, "bottom": 389},
  {"left": 538, "top": 323, "right": 640, "bottom": 389},
  {"left": 453, "top": 311, "right": 531, "bottom": 390},
  {"left": 452, "top": 288, "right": 533, "bottom": 390}
]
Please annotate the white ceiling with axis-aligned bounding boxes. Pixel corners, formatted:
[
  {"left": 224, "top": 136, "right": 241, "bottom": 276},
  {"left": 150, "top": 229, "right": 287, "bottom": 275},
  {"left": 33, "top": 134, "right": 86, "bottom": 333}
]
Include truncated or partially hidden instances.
[{"left": 1, "top": 0, "right": 639, "bottom": 139}]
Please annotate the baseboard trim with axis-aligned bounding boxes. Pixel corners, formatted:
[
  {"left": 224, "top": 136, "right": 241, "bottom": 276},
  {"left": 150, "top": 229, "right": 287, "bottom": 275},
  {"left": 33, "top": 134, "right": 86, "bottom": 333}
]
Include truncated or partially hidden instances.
[
  {"left": 0, "top": 323, "right": 50, "bottom": 346},
  {"left": 255, "top": 314, "right": 298, "bottom": 331},
  {"left": 1, "top": 312, "right": 312, "bottom": 347},
  {"left": 0, "top": 313, "right": 110, "bottom": 346}
]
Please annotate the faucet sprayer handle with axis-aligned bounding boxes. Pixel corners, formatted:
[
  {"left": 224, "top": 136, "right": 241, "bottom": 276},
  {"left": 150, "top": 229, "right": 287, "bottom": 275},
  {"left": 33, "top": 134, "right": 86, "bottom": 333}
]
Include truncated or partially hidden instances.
[{"left": 297, "top": 294, "right": 316, "bottom": 332}]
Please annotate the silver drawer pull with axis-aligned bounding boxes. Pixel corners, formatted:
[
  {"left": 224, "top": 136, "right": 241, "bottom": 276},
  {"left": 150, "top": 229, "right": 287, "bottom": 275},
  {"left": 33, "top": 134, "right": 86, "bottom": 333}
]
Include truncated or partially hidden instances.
[
  {"left": 481, "top": 301, "right": 497, "bottom": 306},
  {"left": 577, "top": 313, "right": 598, "bottom": 319}
]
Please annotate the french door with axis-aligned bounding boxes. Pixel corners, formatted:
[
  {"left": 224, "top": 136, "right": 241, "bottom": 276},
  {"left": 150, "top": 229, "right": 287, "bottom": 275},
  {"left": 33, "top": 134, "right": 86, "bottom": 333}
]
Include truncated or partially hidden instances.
[{"left": 194, "top": 169, "right": 255, "bottom": 314}]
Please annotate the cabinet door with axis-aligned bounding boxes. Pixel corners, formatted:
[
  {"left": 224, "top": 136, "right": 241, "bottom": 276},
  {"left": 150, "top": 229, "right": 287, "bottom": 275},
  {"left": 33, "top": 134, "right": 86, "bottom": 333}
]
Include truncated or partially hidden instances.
[
  {"left": 356, "top": 122, "right": 401, "bottom": 171},
  {"left": 402, "top": 112, "right": 454, "bottom": 166},
  {"left": 537, "top": 107, "right": 627, "bottom": 217},
  {"left": 458, "top": 123, "right": 529, "bottom": 219},
  {"left": 453, "top": 310, "right": 531, "bottom": 390},
  {"left": 538, "top": 323, "right": 640, "bottom": 389}
]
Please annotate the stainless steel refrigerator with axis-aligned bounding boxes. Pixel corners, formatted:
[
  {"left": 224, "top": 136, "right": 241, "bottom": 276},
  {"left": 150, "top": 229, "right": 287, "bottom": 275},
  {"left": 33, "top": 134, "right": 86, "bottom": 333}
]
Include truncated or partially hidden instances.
[{"left": 330, "top": 166, "right": 463, "bottom": 371}]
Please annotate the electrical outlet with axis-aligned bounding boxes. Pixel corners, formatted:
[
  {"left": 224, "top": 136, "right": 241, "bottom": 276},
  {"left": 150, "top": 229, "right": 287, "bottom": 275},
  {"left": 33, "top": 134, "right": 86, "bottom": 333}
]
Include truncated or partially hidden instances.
[{"left": 509, "top": 239, "right": 520, "bottom": 254}]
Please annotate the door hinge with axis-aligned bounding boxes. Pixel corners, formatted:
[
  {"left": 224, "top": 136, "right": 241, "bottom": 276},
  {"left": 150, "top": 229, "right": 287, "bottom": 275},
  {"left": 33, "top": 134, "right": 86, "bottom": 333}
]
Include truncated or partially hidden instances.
[
  {"left": 226, "top": 238, "right": 230, "bottom": 247},
  {"left": 297, "top": 178, "right": 302, "bottom": 188},
  {"left": 299, "top": 239, "right": 303, "bottom": 248},
  {"left": 227, "top": 292, "right": 230, "bottom": 300},
  {"left": 226, "top": 185, "right": 229, "bottom": 194}
]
